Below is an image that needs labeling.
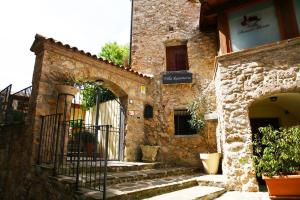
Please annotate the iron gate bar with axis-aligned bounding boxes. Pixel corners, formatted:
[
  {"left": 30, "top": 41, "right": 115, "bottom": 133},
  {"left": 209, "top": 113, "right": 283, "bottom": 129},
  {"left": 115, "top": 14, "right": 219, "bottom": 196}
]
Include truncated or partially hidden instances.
[
  {"left": 53, "top": 113, "right": 62, "bottom": 176},
  {"left": 103, "top": 125, "right": 111, "bottom": 200},
  {"left": 75, "top": 122, "right": 82, "bottom": 191},
  {"left": 37, "top": 115, "right": 45, "bottom": 165},
  {"left": 37, "top": 113, "right": 63, "bottom": 165}
]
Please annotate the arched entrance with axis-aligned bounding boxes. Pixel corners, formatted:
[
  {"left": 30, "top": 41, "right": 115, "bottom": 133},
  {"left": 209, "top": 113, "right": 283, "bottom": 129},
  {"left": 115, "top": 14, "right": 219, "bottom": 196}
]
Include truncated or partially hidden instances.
[
  {"left": 72, "top": 82, "right": 125, "bottom": 161},
  {"left": 249, "top": 92, "right": 300, "bottom": 189}
]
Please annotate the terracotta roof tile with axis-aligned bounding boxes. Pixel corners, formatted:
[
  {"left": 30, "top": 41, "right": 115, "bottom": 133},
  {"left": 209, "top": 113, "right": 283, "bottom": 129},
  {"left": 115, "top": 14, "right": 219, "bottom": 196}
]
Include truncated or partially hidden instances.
[{"left": 34, "top": 34, "right": 152, "bottom": 79}]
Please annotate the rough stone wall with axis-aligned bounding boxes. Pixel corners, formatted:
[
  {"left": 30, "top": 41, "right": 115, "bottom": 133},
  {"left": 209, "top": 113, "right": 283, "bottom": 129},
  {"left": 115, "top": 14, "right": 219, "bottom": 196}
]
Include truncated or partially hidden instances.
[
  {"left": 0, "top": 123, "right": 76, "bottom": 200},
  {"left": 215, "top": 38, "right": 300, "bottom": 191},
  {"left": 131, "top": 0, "right": 218, "bottom": 166},
  {"left": 30, "top": 38, "right": 150, "bottom": 162}
]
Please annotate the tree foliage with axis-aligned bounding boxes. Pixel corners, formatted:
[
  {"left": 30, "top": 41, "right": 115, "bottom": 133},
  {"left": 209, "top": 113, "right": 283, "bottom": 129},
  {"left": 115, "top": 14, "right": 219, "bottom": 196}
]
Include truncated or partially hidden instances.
[
  {"left": 76, "top": 82, "right": 116, "bottom": 110},
  {"left": 99, "top": 42, "right": 129, "bottom": 66}
]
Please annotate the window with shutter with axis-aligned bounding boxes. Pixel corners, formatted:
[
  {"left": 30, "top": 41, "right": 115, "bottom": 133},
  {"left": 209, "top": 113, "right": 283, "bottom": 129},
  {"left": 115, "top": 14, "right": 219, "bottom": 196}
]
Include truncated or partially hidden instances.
[{"left": 166, "top": 45, "right": 188, "bottom": 71}]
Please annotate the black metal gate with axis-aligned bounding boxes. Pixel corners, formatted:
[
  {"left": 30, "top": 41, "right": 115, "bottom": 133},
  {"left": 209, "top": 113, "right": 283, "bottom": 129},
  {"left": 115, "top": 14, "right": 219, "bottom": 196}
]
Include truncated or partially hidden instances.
[
  {"left": 38, "top": 83, "right": 125, "bottom": 198},
  {"left": 0, "top": 85, "right": 12, "bottom": 124},
  {"left": 0, "top": 85, "right": 32, "bottom": 124}
]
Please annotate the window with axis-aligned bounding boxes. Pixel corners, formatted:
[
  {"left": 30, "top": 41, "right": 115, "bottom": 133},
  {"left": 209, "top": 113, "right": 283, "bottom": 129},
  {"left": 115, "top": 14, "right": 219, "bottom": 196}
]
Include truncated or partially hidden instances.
[
  {"left": 218, "top": 0, "right": 300, "bottom": 54},
  {"left": 166, "top": 45, "right": 188, "bottom": 71},
  {"left": 228, "top": 0, "right": 280, "bottom": 51},
  {"left": 294, "top": 0, "right": 300, "bottom": 32},
  {"left": 174, "top": 109, "right": 197, "bottom": 135}
]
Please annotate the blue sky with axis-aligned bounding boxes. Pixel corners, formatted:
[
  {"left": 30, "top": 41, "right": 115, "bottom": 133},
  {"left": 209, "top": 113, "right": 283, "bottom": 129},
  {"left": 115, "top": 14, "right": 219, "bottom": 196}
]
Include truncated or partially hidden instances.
[{"left": 0, "top": 0, "right": 131, "bottom": 92}]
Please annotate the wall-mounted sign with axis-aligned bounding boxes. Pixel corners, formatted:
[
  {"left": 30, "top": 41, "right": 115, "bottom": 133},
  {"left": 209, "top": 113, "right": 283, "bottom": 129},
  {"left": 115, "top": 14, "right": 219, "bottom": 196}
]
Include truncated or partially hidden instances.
[
  {"left": 162, "top": 71, "right": 192, "bottom": 84},
  {"left": 140, "top": 85, "right": 146, "bottom": 94},
  {"left": 228, "top": 1, "right": 280, "bottom": 51}
]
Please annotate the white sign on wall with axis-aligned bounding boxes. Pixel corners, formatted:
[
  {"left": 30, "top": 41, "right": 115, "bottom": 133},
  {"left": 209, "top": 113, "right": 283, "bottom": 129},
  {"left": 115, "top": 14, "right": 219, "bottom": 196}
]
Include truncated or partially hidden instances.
[{"left": 228, "top": 1, "right": 280, "bottom": 51}]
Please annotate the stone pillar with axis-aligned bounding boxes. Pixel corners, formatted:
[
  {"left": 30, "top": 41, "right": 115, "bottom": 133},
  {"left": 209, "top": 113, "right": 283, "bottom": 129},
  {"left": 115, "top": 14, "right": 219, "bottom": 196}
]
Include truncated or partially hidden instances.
[
  {"left": 124, "top": 97, "right": 145, "bottom": 161},
  {"left": 215, "top": 65, "right": 258, "bottom": 192}
]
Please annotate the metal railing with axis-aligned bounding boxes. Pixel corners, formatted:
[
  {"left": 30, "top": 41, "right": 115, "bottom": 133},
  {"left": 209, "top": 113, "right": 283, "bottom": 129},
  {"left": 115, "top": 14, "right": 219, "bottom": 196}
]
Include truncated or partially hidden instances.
[
  {"left": 38, "top": 114, "right": 111, "bottom": 199},
  {"left": 0, "top": 85, "right": 12, "bottom": 124},
  {"left": 38, "top": 113, "right": 63, "bottom": 165},
  {"left": 9, "top": 86, "right": 32, "bottom": 114},
  {"left": 0, "top": 85, "right": 32, "bottom": 124}
]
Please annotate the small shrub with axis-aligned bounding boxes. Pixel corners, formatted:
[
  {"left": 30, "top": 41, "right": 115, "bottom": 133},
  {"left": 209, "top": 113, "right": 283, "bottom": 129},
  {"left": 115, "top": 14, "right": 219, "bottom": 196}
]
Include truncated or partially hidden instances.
[{"left": 253, "top": 126, "right": 300, "bottom": 177}]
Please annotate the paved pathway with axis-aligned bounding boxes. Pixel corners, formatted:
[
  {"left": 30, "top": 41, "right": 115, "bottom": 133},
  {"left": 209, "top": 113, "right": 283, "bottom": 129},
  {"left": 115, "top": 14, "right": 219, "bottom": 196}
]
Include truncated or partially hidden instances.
[
  {"left": 144, "top": 186, "right": 225, "bottom": 200},
  {"left": 215, "top": 191, "right": 270, "bottom": 200}
]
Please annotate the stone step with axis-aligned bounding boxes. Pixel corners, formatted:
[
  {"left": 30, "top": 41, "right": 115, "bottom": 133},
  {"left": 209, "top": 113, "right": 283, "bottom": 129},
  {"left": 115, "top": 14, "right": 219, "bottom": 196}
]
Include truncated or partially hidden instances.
[
  {"left": 144, "top": 186, "right": 226, "bottom": 200},
  {"left": 59, "top": 161, "right": 172, "bottom": 174},
  {"left": 80, "top": 167, "right": 199, "bottom": 186},
  {"left": 196, "top": 175, "right": 226, "bottom": 189},
  {"left": 78, "top": 174, "right": 202, "bottom": 200}
]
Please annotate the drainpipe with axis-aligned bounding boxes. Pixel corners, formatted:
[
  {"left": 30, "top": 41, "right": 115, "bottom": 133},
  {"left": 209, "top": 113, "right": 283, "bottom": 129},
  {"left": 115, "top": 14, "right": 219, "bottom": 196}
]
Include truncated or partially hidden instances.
[{"left": 129, "top": 0, "right": 134, "bottom": 68}]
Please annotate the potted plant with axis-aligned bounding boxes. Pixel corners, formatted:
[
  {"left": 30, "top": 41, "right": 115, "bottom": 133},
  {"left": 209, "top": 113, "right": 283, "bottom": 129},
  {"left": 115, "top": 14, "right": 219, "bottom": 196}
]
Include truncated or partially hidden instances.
[
  {"left": 140, "top": 144, "right": 160, "bottom": 162},
  {"left": 74, "top": 131, "right": 96, "bottom": 156},
  {"left": 253, "top": 126, "right": 300, "bottom": 199},
  {"left": 188, "top": 96, "right": 221, "bottom": 174},
  {"left": 49, "top": 72, "right": 80, "bottom": 96}
]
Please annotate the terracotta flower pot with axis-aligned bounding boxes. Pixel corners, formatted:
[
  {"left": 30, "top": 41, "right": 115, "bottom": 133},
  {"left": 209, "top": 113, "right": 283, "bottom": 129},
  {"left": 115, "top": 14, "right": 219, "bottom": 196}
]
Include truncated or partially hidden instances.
[
  {"left": 199, "top": 153, "right": 221, "bottom": 174},
  {"left": 56, "top": 84, "right": 79, "bottom": 96},
  {"left": 140, "top": 145, "right": 160, "bottom": 162},
  {"left": 263, "top": 174, "right": 300, "bottom": 199},
  {"left": 85, "top": 143, "right": 94, "bottom": 157}
]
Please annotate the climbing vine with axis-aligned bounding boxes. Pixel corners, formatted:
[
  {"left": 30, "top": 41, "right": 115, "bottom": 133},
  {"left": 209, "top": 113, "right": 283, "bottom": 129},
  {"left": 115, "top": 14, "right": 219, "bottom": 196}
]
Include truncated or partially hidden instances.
[{"left": 187, "top": 95, "right": 207, "bottom": 132}]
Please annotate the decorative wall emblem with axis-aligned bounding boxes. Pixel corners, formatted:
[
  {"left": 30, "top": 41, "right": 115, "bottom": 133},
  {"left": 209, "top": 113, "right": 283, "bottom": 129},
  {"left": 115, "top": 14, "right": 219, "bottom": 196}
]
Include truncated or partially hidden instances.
[
  {"left": 238, "top": 14, "right": 270, "bottom": 34},
  {"left": 241, "top": 15, "right": 261, "bottom": 27}
]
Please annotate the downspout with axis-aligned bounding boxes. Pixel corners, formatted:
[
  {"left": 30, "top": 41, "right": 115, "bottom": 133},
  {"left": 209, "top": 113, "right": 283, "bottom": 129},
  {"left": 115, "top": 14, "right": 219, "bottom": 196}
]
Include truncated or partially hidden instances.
[{"left": 129, "top": 0, "right": 134, "bottom": 68}]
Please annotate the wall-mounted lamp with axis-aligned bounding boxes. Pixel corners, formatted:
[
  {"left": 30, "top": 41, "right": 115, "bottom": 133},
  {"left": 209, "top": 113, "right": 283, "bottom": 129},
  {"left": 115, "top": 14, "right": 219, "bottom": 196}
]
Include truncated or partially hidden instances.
[
  {"left": 269, "top": 96, "right": 278, "bottom": 102},
  {"left": 94, "top": 79, "right": 104, "bottom": 86},
  {"left": 284, "top": 110, "right": 290, "bottom": 115}
]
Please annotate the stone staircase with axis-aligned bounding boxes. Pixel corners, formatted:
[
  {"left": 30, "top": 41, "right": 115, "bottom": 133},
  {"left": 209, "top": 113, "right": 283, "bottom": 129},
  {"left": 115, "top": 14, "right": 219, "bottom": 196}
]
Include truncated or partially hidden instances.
[{"left": 54, "top": 162, "right": 226, "bottom": 200}]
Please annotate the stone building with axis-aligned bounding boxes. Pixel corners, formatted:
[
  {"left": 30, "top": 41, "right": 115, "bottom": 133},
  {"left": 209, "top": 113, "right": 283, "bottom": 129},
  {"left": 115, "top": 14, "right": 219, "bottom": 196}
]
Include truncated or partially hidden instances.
[
  {"left": 130, "top": 0, "right": 300, "bottom": 191},
  {"left": 25, "top": 0, "right": 300, "bottom": 193}
]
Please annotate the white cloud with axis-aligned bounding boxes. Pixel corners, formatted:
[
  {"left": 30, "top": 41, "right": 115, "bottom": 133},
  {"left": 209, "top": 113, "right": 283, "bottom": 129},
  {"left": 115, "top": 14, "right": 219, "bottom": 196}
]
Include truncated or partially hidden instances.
[{"left": 0, "top": 0, "right": 131, "bottom": 92}]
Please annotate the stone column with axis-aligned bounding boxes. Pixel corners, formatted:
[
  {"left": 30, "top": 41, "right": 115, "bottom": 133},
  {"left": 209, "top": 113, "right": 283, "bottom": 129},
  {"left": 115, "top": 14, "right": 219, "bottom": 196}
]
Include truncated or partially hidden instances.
[
  {"left": 215, "top": 65, "right": 258, "bottom": 192},
  {"left": 124, "top": 97, "right": 145, "bottom": 161}
]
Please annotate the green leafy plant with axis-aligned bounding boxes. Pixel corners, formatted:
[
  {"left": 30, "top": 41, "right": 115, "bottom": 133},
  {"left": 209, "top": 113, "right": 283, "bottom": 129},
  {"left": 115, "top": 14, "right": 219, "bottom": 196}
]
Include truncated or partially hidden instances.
[
  {"left": 187, "top": 95, "right": 207, "bottom": 132},
  {"left": 99, "top": 42, "right": 129, "bottom": 66},
  {"left": 253, "top": 126, "right": 300, "bottom": 177},
  {"left": 73, "top": 131, "right": 96, "bottom": 144},
  {"left": 76, "top": 82, "right": 116, "bottom": 110},
  {"left": 187, "top": 96, "right": 214, "bottom": 152},
  {"left": 50, "top": 72, "right": 77, "bottom": 86}
]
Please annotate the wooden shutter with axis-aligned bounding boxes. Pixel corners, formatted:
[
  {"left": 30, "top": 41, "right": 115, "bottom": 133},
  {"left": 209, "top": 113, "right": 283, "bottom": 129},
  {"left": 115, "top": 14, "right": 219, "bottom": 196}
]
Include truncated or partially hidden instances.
[{"left": 166, "top": 45, "right": 188, "bottom": 71}]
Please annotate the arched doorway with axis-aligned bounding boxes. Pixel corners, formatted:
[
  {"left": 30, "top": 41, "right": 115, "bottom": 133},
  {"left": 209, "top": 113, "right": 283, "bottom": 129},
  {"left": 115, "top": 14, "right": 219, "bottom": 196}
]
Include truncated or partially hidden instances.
[
  {"left": 56, "top": 81, "right": 126, "bottom": 162},
  {"left": 249, "top": 92, "right": 300, "bottom": 189}
]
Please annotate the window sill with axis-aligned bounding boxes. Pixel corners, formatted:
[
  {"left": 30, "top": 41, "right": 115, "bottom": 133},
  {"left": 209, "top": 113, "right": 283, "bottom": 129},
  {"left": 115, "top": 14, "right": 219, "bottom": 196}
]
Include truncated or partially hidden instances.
[{"left": 173, "top": 134, "right": 200, "bottom": 138}]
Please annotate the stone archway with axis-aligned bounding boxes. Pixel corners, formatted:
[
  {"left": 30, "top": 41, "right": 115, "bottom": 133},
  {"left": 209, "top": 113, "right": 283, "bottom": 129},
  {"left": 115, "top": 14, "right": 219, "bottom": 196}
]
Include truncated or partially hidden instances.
[
  {"left": 215, "top": 39, "right": 300, "bottom": 191},
  {"left": 28, "top": 34, "right": 151, "bottom": 164},
  {"left": 249, "top": 92, "right": 300, "bottom": 188}
]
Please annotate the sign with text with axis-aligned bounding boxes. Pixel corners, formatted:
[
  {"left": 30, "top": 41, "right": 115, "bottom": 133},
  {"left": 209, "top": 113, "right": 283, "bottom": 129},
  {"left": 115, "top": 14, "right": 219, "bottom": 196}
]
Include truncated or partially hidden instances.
[
  {"left": 162, "top": 71, "right": 192, "bottom": 84},
  {"left": 228, "top": 1, "right": 280, "bottom": 51}
]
